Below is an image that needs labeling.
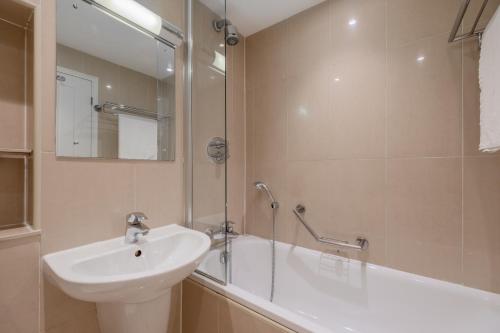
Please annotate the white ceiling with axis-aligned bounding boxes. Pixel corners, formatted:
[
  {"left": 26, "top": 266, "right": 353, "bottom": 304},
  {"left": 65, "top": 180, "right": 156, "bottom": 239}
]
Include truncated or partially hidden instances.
[
  {"left": 201, "top": 0, "right": 326, "bottom": 36},
  {"left": 57, "top": 0, "right": 174, "bottom": 80}
]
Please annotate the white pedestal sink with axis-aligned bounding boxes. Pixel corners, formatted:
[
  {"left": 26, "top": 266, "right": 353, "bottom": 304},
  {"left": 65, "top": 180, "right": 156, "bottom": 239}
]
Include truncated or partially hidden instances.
[{"left": 43, "top": 224, "right": 210, "bottom": 333}]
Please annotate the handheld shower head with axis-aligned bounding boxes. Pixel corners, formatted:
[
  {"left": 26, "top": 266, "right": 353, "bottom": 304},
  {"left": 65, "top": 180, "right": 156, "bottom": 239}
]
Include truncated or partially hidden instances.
[{"left": 254, "top": 181, "right": 279, "bottom": 209}]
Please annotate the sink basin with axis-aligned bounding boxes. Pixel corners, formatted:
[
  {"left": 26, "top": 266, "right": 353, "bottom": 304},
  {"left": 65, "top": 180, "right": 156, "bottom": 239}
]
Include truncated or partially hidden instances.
[{"left": 43, "top": 224, "right": 210, "bottom": 333}]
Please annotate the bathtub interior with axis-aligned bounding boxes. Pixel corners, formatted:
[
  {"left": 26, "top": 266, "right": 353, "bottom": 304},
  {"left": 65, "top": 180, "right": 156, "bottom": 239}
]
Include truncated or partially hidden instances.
[{"left": 196, "top": 235, "right": 500, "bottom": 333}]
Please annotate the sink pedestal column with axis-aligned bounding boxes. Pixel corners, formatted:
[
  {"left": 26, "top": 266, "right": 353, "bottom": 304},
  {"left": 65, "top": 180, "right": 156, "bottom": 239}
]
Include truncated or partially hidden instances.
[{"left": 97, "top": 289, "right": 172, "bottom": 333}]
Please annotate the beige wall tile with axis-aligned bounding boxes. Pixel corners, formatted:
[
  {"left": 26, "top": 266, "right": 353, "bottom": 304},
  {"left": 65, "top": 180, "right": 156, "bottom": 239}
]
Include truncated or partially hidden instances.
[
  {"left": 329, "top": 53, "right": 386, "bottom": 159},
  {"left": 286, "top": 67, "right": 331, "bottom": 161},
  {"left": 56, "top": 44, "right": 85, "bottom": 74},
  {"left": 0, "top": 0, "right": 33, "bottom": 26},
  {"left": 0, "top": 158, "right": 25, "bottom": 227},
  {"left": 0, "top": 238, "right": 40, "bottom": 333},
  {"left": 330, "top": 0, "right": 386, "bottom": 63},
  {"left": 43, "top": 279, "right": 99, "bottom": 332},
  {"left": 183, "top": 279, "right": 293, "bottom": 333},
  {"left": 192, "top": 161, "right": 225, "bottom": 222},
  {"left": 219, "top": 297, "right": 293, "bottom": 333},
  {"left": 387, "top": 0, "right": 461, "bottom": 48},
  {"left": 325, "top": 159, "right": 386, "bottom": 264},
  {"left": 182, "top": 280, "right": 219, "bottom": 333},
  {"left": 463, "top": 157, "right": 500, "bottom": 293},
  {"left": 134, "top": 161, "right": 184, "bottom": 228},
  {"left": 253, "top": 80, "right": 287, "bottom": 163},
  {"left": 0, "top": 21, "right": 27, "bottom": 150},
  {"left": 387, "top": 158, "right": 462, "bottom": 282},
  {"left": 41, "top": 152, "right": 135, "bottom": 254},
  {"left": 287, "top": 1, "right": 330, "bottom": 78},
  {"left": 245, "top": 21, "right": 287, "bottom": 89},
  {"left": 387, "top": 34, "right": 461, "bottom": 157}
]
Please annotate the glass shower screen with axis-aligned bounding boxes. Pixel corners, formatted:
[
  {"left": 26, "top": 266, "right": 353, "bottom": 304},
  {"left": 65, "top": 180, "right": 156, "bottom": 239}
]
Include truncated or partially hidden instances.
[{"left": 187, "top": 0, "right": 228, "bottom": 284}]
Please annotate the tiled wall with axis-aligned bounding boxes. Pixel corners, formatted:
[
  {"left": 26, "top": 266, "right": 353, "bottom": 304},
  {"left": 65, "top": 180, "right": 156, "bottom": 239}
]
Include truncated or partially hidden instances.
[
  {"left": 0, "top": 159, "right": 25, "bottom": 228},
  {"left": 245, "top": 0, "right": 500, "bottom": 293},
  {"left": 40, "top": 0, "right": 185, "bottom": 332},
  {"left": 0, "top": 236, "right": 40, "bottom": 333},
  {"left": 182, "top": 279, "right": 293, "bottom": 333}
]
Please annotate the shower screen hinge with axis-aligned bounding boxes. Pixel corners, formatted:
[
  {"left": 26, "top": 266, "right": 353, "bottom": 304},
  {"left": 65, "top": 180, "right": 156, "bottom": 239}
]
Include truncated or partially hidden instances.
[{"left": 220, "top": 250, "right": 230, "bottom": 264}]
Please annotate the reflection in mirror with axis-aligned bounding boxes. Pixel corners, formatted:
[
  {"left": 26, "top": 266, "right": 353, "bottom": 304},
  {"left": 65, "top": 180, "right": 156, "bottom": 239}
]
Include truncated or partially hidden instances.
[{"left": 55, "top": 0, "right": 176, "bottom": 160}]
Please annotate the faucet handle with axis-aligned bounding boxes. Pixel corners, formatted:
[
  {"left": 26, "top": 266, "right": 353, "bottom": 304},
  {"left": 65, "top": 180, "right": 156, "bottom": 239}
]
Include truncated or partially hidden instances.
[
  {"left": 220, "top": 221, "right": 236, "bottom": 233},
  {"left": 126, "top": 212, "right": 148, "bottom": 225}
]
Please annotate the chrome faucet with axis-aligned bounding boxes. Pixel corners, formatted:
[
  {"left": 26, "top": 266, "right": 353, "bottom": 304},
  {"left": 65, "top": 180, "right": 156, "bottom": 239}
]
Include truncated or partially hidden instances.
[
  {"left": 204, "top": 221, "right": 239, "bottom": 248},
  {"left": 125, "top": 212, "right": 150, "bottom": 243}
]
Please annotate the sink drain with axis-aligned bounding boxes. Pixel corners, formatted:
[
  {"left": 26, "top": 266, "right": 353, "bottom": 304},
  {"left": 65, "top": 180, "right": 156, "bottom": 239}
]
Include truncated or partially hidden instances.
[{"left": 135, "top": 250, "right": 142, "bottom": 257}]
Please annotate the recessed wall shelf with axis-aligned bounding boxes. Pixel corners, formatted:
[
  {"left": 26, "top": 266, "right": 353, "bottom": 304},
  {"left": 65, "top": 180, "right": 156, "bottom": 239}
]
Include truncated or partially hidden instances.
[
  {"left": 0, "top": 148, "right": 33, "bottom": 158},
  {"left": 0, "top": 0, "right": 35, "bottom": 231}
]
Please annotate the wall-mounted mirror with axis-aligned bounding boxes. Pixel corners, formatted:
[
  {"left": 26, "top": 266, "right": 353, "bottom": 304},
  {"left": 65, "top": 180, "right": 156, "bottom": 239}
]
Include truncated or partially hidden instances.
[{"left": 56, "top": 0, "right": 181, "bottom": 161}]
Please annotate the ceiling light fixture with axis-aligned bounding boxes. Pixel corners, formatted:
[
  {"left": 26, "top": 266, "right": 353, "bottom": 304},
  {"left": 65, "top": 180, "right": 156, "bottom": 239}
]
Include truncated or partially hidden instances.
[{"left": 93, "top": 0, "right": 162, "bottom": 35}]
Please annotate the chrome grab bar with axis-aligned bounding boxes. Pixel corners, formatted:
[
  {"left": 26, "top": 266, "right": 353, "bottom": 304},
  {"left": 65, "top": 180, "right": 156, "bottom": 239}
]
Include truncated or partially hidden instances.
[{"left": 292, "top": 204, "right": 369, "bottom": 251}]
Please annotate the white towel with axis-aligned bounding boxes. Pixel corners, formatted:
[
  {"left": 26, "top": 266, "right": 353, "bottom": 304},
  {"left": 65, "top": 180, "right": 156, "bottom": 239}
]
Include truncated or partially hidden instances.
[
  {"left": 479, "top": 6, "right": 500, "bottom": 152},
  {"left": 118, "top": 114, "right": 158, "bottom": 160}
]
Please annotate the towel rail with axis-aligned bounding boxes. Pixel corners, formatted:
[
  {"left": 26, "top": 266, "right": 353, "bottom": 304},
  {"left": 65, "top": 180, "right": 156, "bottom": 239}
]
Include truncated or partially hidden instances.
[
  {"left": 292, "top": 204, "right": 369, "bottom": 251},
  {"left": 94, "top": 102, "right": 171, "bottom": 120},
  {"left": 449, "top": 0, "right": 490, "bottom": 43}
]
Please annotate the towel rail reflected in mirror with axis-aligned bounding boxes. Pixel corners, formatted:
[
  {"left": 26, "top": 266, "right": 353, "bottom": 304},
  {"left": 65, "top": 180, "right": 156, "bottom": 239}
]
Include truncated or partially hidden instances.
[
  {"left": 55, "top": 0, "right": 181, "bottom": 161},
  {"left": 94, "top": 102, "right": 172, "bottom": 121}
]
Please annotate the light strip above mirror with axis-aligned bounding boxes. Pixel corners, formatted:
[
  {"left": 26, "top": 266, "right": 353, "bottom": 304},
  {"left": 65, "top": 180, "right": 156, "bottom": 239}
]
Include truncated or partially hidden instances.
[
  {"left": 82, "top": 0, "right": 184, "bottom": 47},
  {"left": 93, "top": 0, "right": 162, "bottom": 35}
]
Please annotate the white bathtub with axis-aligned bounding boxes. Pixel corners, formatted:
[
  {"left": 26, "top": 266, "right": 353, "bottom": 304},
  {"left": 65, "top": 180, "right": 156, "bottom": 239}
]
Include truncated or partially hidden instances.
[{"left": 193, "top": 235, "right": 500, "bottom": 333}]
